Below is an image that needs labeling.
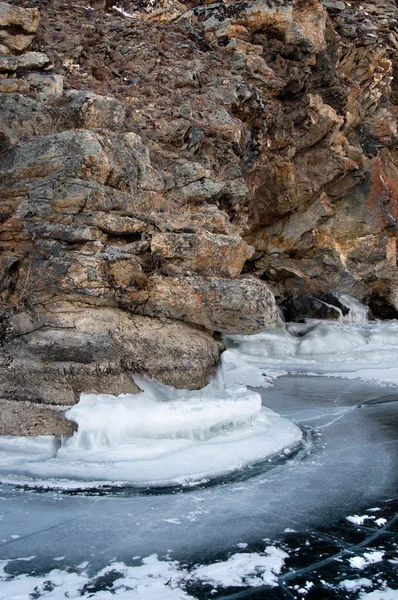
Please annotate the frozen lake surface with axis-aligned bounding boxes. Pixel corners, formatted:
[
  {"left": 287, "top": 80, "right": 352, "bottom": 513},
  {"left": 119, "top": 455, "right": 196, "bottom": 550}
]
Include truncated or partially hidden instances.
[{"left": 0, "top": 321, "right": 398, "bottom": 598}]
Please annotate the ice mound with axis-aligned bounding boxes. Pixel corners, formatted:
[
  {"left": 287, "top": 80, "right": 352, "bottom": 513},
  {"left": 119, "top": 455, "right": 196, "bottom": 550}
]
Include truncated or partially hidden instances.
[
  {"left": 0, "top": 378, "right": 302, "bottom": 489},
  {"left": 226, "top": 319, "right": 398, "bottom": 384},
  {"left": 60, "top": 381, "right": 262, "bottom": 455}
]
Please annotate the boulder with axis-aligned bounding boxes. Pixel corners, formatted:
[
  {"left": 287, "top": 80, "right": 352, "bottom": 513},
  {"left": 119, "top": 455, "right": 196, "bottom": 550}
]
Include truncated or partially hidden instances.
[
  {"left": 0, "top": 363, "right": 141, "bottom": 406},
  {"left": 0, "top": 94, "right": 52, "bottom": 148},
  {"left": 151, "top": 232, "right": 254, "bottom": 277},
  {"left": 175, "top": 178, "right": 224, "bottom": 204},
  {"left": 0, "top": 52, "right": 50, "bottom": 71},
  {"left": 0, "top": 3, "right": 39, "bottom": 54},
  {"left": 0, "top": 3, "right": 40, "bottom": 34},
  {"left": 0, "top": 31, "right": 35, "bottom": 52},
  {"left": 0, "top": 129, "right": 133, "bottom": 187},
  {"left": 143, "top": 275, "right": 278, "bottom": 333},
  {"left": 8, "top": 246, "right": 148, "bottom": 308}
]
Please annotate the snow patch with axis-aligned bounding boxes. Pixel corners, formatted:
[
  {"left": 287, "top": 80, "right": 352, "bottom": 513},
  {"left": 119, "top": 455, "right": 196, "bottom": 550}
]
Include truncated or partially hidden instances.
[
  {"left": 346, "top": 515, "right": 375, "bottom": 526},
  {"left": 0, "top": 547, "right": 288, "bottom": 599},
  {"left": 349, "top": 551, "right": 384, "bottom": 570},
  {"left": 359, "top": 588, "right": 398, "bottom": 599},
  {"left": 191, "top": 546, "right": 288, "bottom": 588},
  {"left": 340, "top": 578, "right": 373, "bottom": 591}
]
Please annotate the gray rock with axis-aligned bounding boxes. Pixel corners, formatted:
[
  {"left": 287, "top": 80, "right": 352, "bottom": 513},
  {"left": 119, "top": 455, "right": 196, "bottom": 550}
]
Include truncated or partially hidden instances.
[
  {"left": 176, "top": 178, "right": 224, "bottom": 203},
  {"left": 68, "top": 90, "right": 126, "bottom": 130},
  {"left": 0, "top": 73, "right": 63, "bottom": 101},
  {"left": 9, "top": 311, "right": 42, "bottom": 336},
  {"left": 321, "top": 0, "right": 345, "bottom": 11},
  {"left": 0, "top": 399, "right": 75, "bottom": 437},
  {"left": 173, "top": 161, "right": 211, "bottom": 187},
  {"left": 0, "top": 52, "right": 50, "bottom": 71},
  {"left": 0, "top": 2, "right": 40, "bottom": 34}
]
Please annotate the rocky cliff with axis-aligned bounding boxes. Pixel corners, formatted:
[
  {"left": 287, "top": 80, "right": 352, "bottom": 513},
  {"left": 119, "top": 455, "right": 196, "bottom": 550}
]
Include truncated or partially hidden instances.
[{"left": 0, "top": 0, "right": 397, "bottom": 434}]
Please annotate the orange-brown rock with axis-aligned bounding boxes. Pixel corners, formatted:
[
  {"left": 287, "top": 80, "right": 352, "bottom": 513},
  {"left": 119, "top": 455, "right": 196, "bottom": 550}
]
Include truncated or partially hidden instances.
[
  {"left": 143, "top": 275, "right": 277, "bottom": 334},
  {"left": 151, "top": 233, "right": 254, "bottom": 277}
]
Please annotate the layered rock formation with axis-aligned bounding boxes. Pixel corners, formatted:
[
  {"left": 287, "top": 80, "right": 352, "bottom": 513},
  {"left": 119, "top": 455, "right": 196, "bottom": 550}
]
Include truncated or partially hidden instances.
[{"left": 1, "top": 0, "right": 398, "bottom": 434}]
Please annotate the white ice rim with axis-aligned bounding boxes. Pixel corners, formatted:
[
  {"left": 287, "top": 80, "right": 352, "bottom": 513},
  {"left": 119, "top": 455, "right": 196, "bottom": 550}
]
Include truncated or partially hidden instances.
[{"left": 0, "top": 409, "right": 303, "bottom": 491}]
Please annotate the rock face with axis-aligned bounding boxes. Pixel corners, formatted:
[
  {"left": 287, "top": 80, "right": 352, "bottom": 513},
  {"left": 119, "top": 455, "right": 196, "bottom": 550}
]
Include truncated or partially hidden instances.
[
  {"left": 1, "top": 0, "right": 398, "bottom": 434},
  {"left": 2, "top": 304, "right": 222, "bottom": 403}
]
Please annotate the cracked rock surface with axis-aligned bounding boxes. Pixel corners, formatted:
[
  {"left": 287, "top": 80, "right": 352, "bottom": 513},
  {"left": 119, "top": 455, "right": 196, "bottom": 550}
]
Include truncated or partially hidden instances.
[{"left": 1, "top": 0, "right": 398, "bottom": 433}]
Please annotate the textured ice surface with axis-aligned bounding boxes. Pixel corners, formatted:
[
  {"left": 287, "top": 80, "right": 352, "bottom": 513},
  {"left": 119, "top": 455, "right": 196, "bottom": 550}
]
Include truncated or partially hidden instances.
[{"left": 0, "top": 379, "right": 302, "bottom": 488}]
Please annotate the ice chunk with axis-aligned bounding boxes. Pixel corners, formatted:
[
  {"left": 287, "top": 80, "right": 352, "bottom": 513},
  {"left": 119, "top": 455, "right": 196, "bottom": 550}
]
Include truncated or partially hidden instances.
[
  {"left": 346, "top": 515, "right": 374, "bottom": 525},
  {"left": 338, "top": 294, "right": 368, "bottom": 324}
]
